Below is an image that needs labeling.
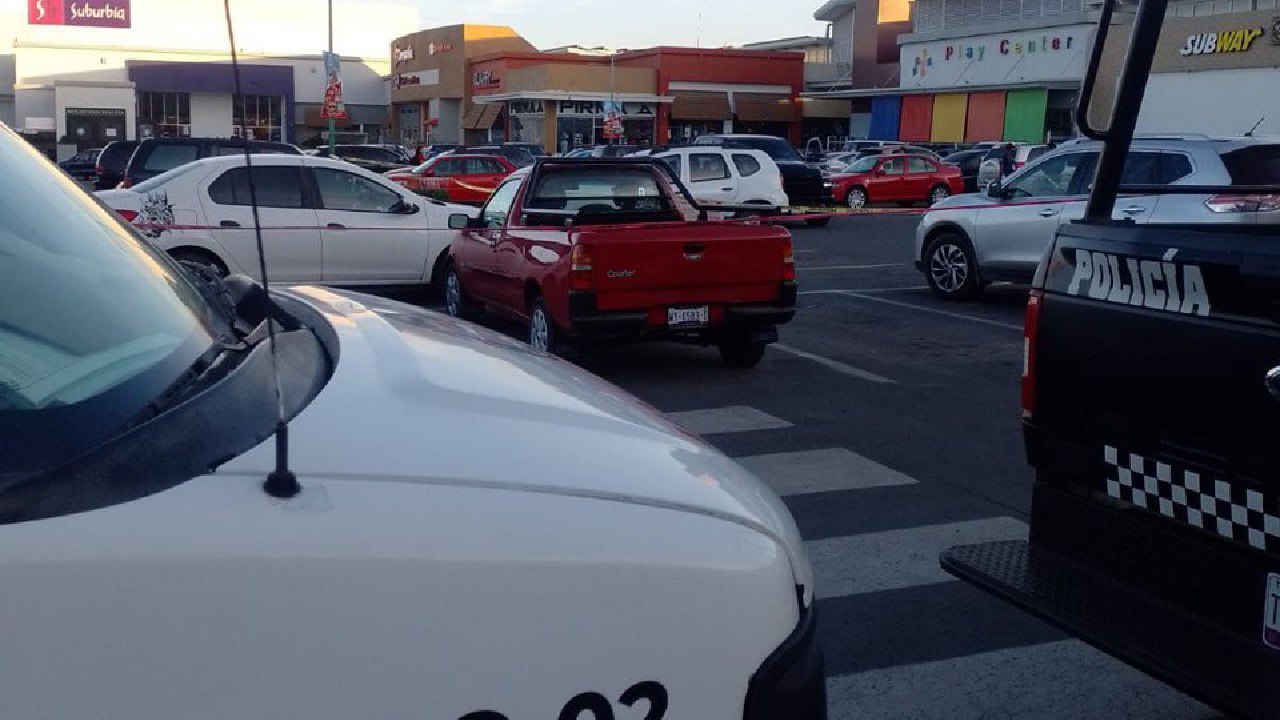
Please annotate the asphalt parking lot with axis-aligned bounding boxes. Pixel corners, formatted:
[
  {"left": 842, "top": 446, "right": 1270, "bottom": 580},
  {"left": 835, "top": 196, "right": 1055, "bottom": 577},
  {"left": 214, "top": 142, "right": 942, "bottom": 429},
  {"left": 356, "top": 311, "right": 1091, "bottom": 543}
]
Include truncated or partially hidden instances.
[{"left": 423, "top": 214, "right": 1222, "bottom": 720}]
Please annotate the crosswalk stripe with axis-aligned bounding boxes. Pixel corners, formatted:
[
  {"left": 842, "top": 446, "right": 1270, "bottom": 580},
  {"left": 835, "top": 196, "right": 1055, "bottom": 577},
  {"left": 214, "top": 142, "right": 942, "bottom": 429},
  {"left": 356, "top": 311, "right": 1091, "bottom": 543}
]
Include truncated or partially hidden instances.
[
  {"left": 664, "top": 406, "right": 792, "bottom": 435},
  {"left": 825, "top": 639, "right": 1214, "bottom": 720},
  {"left": 807, "top": 517, "right": 1027, "bottom": 599},
  {"left": 736, "top": 448, "right": 917, "bottom": 497}
]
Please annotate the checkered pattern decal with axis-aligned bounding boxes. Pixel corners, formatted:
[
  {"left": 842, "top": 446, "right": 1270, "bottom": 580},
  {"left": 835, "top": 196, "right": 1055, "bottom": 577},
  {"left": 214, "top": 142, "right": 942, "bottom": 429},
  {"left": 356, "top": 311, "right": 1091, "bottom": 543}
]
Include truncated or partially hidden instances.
[{"left": 1104, "top": 446, "right": 1280, "bottom": 553}]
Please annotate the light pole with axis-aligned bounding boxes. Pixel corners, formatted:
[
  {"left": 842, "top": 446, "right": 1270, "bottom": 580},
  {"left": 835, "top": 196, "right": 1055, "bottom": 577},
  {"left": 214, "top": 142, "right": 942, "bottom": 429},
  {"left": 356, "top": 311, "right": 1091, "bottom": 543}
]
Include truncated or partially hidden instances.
[
  {"left": 327, "top": 0, "right": 336, "bottom": 156},
  {"left": 608, "top": 53, "right": 615, "bottom": 147}
]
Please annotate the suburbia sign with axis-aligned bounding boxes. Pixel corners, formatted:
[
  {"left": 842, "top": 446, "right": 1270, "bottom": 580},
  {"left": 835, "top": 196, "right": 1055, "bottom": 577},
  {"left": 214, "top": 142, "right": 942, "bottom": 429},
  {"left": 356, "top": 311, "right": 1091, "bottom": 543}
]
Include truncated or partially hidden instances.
[{"left": 29, "top": 0, "right": 131, "bottom": 28}]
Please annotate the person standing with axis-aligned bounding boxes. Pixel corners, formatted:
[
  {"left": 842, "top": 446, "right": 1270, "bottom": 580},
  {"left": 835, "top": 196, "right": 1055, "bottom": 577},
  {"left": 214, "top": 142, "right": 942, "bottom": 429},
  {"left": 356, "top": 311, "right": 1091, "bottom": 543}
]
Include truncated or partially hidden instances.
[
  {"left": 412, "top": 144, "right": 426, "bottom": 164},
  {"left": 999, "top": 143, "right": 1016, "bottom": 177}
]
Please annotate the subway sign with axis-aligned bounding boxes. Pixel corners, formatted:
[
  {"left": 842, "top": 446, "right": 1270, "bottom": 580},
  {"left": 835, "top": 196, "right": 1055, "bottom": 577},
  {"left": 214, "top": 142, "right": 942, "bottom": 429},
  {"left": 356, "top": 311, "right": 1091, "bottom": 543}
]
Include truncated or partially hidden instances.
[{"left": 1180, "top": 27, "right": 1264, "bottom": 55}]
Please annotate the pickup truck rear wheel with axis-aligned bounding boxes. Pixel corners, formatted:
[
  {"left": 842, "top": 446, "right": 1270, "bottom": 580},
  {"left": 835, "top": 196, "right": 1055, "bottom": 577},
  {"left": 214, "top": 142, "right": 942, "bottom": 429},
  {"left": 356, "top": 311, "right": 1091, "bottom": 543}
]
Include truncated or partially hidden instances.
[
  {"left": 528, "top": 297, "right": 557, "bottom": 354},
  {"left": 924, "top": 232, "right": 982, "bottom": 300},
  {"left": 719, "top": 333, "right": 768, "bottom": 368}
]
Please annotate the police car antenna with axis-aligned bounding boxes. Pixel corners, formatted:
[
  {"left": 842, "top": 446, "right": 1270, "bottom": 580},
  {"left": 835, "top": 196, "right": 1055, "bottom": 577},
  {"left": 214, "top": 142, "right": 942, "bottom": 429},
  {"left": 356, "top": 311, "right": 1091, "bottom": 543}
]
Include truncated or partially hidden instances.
[
  {"left": 223, "top": 0, "right": 300, "bottom": 499},
  {"left": 1246, "top": 117, "right": 1265, "bottom": 137}
]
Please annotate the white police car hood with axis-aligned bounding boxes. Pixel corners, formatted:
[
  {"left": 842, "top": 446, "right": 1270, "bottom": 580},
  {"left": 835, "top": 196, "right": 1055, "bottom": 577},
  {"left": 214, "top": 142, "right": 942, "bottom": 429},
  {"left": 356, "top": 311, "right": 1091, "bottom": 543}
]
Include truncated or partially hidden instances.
[{"left": 218, "top": 285, "right": 812, "bottom": 599}]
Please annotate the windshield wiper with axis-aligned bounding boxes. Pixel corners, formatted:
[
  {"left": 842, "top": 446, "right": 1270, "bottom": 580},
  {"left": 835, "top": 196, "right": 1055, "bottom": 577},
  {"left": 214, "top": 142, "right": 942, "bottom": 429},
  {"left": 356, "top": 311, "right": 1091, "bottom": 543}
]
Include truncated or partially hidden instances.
[{"left": 123, "top": 341, "right": 244, "bottom": 430}]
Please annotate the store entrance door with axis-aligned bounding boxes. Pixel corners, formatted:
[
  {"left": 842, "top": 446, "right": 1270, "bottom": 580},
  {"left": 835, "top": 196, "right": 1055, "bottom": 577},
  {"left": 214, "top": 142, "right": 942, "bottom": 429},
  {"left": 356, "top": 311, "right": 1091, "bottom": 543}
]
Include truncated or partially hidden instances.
[{"left": 65, "top": 108, "right": 128, "bottom": 150}]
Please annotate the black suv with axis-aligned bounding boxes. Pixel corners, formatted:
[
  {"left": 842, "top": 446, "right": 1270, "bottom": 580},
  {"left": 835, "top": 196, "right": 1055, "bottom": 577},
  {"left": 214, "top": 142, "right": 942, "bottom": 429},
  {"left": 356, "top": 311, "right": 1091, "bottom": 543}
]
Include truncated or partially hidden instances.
[
  {"left": 312, "top": 144, "right": 408, "bottom": 173},
  {"left": 94, "top": 140, "right": 139, "bottom": 190},
  {"left": 692, "top": 134, "right": 832, "bottom": 224},
  {"left": 121, "top": 137, "right": 300, "bottom": 187}
]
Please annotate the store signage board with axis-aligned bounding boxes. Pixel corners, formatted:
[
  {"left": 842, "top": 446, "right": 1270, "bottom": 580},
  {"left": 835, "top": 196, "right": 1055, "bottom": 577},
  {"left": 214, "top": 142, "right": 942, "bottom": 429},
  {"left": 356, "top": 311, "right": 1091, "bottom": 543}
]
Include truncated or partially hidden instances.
[
  {"left": 66, "top": 107, "right": 126, "bottom": 117},
  {"left": 1179, "top": 27, "right": 1264, "bottom": 55},
  {"left": 393, "top": 69, "right": 440, "bottom": 89},
  {"left": 29, "top": 0, "right": 130, "bottom": 28},
  {"left": 473, "top": 70, "right": 501, "bottom": 90},
  {"left": 321, "top": 51, "right": 348, "bottom": 121},
  {"left": 900, "top": 24, "right": 1092, "bottom": 88},
  {"left": 557, "top": 101, "right": 656, "bottom": 117}
]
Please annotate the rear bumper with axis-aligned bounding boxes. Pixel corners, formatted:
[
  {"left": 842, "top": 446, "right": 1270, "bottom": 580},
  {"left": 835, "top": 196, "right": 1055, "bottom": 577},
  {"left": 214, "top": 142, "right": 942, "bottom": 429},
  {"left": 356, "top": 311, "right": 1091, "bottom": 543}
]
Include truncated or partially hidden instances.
[
  {"left": 942, "top": 480, "right": 1280, "bottom": 720},
  {"left": 567, "top": 283, "right": 797, "bottom": 340}
]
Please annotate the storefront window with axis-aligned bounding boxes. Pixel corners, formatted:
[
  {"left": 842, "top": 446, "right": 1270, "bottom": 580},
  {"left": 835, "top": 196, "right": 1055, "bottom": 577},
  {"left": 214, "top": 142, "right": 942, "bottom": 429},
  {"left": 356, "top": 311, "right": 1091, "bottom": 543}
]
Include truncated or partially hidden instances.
[
  {"left": 553, "top": 106, "right": 657, "bottom": 152},
  {"left": 511, "top": 114, "right": 545, "bottom": 146},
  {"left": 136, "top": 92, "right": 191, "bottom": 139},
  {"left": 233, "top": 95, "right": 283, "bottom": 141}
]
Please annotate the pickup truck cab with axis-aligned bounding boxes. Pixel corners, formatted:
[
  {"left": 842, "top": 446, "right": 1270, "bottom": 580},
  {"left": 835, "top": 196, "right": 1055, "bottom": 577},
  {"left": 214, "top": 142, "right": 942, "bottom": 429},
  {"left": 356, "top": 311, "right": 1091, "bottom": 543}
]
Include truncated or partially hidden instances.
[
  {"left": 443, "top": 158, "right": 798, "bottom": 367},
  {"left": 0, "top": 116, "right": 823, "bottom": 719}
]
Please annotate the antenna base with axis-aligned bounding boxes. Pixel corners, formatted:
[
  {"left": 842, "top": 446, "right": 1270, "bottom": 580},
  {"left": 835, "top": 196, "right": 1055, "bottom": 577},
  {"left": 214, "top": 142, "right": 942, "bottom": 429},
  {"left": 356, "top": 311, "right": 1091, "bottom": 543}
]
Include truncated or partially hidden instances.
[{"left": 264, "top": 469, "right": 301, "bottom": 499}]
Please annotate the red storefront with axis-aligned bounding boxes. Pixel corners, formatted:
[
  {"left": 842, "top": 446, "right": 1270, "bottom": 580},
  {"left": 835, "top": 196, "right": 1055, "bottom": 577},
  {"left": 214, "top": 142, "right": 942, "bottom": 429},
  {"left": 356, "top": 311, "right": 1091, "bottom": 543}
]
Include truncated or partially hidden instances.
[{"left": 468, "top": 45, "right": 806, "bottom": 152}]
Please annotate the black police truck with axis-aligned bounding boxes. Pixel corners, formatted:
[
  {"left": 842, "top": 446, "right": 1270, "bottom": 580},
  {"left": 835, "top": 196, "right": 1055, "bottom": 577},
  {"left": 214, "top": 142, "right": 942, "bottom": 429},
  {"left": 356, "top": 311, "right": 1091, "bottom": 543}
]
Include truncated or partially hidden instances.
[{"left": 941, "top": 0, "right": 1280, "bottom": 717}]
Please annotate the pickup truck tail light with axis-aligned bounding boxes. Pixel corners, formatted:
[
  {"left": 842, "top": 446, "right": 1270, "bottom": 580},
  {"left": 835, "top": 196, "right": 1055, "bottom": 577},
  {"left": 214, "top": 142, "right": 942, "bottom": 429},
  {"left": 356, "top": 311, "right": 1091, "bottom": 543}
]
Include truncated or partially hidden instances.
[
  {"left": 1021, "top": 290, "right": 1042, "bottom": 419},
  {"left": 116, "top": 209, "right": 140, "bottom": 222},
  {"left": 782, "top": 239, "right": 795, "bottom": 282},
  {"left": 1205, "top": 193, "right": 1280, "bottom": 213},
  {"left": 570, "top": 245, "right": 594, "bottom": 290}
]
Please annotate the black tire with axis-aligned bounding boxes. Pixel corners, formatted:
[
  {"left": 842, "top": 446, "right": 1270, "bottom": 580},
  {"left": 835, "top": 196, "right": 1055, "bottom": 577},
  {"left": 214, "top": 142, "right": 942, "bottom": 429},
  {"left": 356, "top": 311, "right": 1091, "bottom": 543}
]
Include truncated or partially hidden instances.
[
  {"left": 527, "top": 296, "right": 557, "bottom": 354},
  {"left": 929, "top": 184, "right": 952, "bottom": 205},
  {"left": 719, "top": 333, "right": 768, "bottom": 368},
  {"left": 923, "top": 232, "right": 982, "bottom": 300},
  {"left": 428, "top": 252, "right": 450, "bottom": 302},
  {"left": 170, "top": 249, "right": 228, "bottom": 278},
  {"left": 443, "top": 260, "right": 478, "bottom": 320},
  {"left": 805, "top": 216, "right": 831, "bottom": 228}
]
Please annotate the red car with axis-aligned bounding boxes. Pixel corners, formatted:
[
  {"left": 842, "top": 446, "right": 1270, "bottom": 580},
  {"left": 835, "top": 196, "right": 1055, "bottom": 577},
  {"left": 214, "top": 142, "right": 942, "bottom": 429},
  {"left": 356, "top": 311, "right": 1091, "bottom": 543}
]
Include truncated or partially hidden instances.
[
  {"left": 386, "top": 153, "right": 516, "bottom": 205},
  {"left": 443, "top": 159, "right": 797, "bottom": 368},
  {"left": 831, "top": 154, "right": 965, "bottom": 209}
]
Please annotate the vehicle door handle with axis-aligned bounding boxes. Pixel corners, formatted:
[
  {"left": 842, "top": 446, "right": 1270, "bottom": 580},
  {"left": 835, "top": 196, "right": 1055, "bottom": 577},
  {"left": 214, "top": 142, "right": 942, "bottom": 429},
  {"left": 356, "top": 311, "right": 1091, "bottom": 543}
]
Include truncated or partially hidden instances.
[
  {"left": 1038, "top": 209, "right": 1059, "bottom": 217},
  {"left": 1266, "top": 366, "right": 1280, "bottom": 402},
  {"left": 1121, "top": 206, "right": 1146, "bottom": 215},
  {"left": 721, "top": 187, "right": 734, "bottom": 192},
  {"left": 219, "top": 220, "right": 241, "bottom": 228},
  {"left": 326, "top": 223, "right": 346, "bottom": 229}
]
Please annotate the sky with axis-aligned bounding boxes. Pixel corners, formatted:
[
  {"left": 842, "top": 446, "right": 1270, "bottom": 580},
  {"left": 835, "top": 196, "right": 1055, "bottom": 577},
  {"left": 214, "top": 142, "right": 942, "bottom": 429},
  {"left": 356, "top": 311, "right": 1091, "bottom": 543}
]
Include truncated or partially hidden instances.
[{"left": 408, "top": 0, "right": 831, "bottom": 50}]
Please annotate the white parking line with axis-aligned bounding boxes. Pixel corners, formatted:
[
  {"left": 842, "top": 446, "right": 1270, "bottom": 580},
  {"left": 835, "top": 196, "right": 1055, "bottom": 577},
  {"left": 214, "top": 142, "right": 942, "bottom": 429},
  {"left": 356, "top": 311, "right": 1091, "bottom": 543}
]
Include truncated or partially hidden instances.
[
  {"left": 664, "top": 406, "right": 793, "bottom": 435},
  {"left": 735, "top": 448, "right": 917, "bottom": 497},
  {"left": 826, "top": 640, "right": 1213, "bottom": 720},
  {"left": 799, "top": 287, "right": 928, "bottom": 295},
  {"left": 806, "top": 517, "right": 1027, "bottom": 599},
  {"left": 837, "top": 292, "right": 1024, "bottom": 331},
  {"left": 772, "top": 344, "right": 895, "bottom": 384},
  {"left": 798, "top": 263, "right": 906, "bottom": 271}
]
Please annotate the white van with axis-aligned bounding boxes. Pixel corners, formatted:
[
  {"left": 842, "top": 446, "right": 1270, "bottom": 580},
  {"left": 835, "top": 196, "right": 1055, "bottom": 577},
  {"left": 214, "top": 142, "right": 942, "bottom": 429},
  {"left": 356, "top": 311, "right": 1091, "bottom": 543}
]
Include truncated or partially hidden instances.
[{"left": 654, "top": 147, "right": 790, "bottom": 210}]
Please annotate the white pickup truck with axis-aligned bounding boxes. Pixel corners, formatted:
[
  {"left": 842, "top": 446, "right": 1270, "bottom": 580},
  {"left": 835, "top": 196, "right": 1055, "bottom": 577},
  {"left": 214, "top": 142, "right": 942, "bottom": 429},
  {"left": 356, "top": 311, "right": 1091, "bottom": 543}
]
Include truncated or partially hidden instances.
[{"left": 0, "top": 122, "right": 824, "bottom": 719}]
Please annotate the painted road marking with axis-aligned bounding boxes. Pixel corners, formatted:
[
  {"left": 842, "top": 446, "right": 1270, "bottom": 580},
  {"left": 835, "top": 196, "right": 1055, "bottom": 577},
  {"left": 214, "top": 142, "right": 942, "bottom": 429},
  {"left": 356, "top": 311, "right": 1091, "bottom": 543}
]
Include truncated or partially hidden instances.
[
  {"left": 798, "top": 263, "right": 906, "bottom": 271},
  {"left": 806, "top": 517, "right": 1027, "bottom": 599},
  {"left": 838, "top": 291, "right": 1024, "bottom": 331},
  {"left": 826, "top": 639, "right": 1213, "bottom": 720},
  {"left": 799, "top": 287, "right": 929, "bottom": 295},
  {"left": 773, "top": 344, "right": 895, "bottom": 384},
  {"left": 736, "top": 447, "right": 917, "bottom": 497},
  {"left": 664, "top": 406, "right": 793, "bottom": 435}
]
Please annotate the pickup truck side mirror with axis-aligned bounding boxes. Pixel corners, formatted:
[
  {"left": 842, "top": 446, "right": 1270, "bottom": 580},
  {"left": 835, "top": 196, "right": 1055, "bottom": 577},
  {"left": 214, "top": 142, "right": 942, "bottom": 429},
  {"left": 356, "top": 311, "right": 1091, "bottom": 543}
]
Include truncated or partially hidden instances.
[
  {"left": 391, "top": 200, "right": 420, "bottom": 215},
  {"left": 447, "top": 213, "right": 472, "bottom": 230}
]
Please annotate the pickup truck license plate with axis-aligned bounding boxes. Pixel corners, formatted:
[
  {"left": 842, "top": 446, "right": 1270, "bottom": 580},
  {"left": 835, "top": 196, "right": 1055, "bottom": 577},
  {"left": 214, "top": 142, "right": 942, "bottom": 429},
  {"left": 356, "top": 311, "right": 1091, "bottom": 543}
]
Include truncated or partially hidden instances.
[
  {"left": 1265, "top": 574, "right": 1280, "bottom": 650},
  {"left": 668, "top": 306, "right": 710, "bottom": 327}
]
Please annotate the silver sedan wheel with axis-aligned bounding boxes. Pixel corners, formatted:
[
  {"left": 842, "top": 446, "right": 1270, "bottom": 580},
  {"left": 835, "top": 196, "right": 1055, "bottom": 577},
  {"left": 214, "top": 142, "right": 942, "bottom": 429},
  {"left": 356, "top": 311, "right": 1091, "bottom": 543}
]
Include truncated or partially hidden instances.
[
  {"left": 445, "top": 269, "right": 462, "bottom": 317},
  {"left": 529, "top": 304, "right": 551, "bottom": 351},
  {"left": 929, "top": 242, "right": 970, "bottom": 293}
]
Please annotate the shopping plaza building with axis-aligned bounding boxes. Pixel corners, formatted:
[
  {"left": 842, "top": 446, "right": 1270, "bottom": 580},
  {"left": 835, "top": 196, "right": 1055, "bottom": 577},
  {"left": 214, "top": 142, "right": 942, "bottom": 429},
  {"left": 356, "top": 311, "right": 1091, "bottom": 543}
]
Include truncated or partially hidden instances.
[{"left": 1, "top": 0, "right": 413, "bottom": 152}]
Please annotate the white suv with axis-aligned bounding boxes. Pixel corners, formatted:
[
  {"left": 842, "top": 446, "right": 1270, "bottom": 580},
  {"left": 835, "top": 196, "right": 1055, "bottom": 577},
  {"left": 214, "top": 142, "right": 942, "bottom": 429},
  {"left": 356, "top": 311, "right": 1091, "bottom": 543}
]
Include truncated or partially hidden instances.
[
  {"left": 654, "top": 147, "right": 790, "bottom": 210},
  {"left": 915, "top": 138, "right": 1280, "bottom": 299}
]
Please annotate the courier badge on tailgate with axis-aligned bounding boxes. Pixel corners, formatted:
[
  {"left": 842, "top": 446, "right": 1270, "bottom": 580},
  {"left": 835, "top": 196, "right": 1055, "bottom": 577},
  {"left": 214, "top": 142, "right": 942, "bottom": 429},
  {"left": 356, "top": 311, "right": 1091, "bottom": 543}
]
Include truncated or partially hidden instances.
[{"left": 1063, "top": 248, "right": 1211, "bottom": 317}]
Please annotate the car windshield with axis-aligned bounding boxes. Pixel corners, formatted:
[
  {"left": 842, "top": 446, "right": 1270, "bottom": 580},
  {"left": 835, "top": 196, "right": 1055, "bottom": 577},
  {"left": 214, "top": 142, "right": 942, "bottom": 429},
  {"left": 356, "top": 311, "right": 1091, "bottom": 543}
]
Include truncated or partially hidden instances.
[
  {"left": 745, "top": 137, "right": 803, "bottom": 163},
  {"left": 0, "top": 123, "right": 224, "bottom": 480},
  {"left": 843, "top": 156, "right": 880, "bottom": 174},
  {"left": 526, "top": 167, "right": 673, "bottom": 215}
]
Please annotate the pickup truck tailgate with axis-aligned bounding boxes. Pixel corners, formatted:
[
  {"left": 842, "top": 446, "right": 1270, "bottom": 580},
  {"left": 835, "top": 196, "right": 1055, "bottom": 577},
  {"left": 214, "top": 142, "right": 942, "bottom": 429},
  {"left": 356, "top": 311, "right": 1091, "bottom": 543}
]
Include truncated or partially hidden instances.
[{"left": 579, "top": 223, "right": 790, "bottom": 310}]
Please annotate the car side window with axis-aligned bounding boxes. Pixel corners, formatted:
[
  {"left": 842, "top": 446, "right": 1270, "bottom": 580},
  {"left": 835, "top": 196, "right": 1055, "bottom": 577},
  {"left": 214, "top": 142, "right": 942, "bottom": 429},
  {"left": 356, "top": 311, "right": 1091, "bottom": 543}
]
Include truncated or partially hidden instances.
[
  {"left": 907, "top": 157, "right": 934, "bottom": 173},
  {"left": 481, "top": 180, "right": 521, "bottom": 227},
  {"left": 1156, "top": 153, "right": 1194, "bottom": 184},
  {"left": 141, "top": 144, "right": 199, "bottom": 172},
  {"left": 1006, "top": 153, "right": 1091, "bottom": 198},
  {"left": 1119, "top": 152, "right": 1162, "bottom": 186},
  {"left": 656, "top": 154, "right": 681, "bottom": 176},
  {"left": 208, "top": 166, "right": 306, "bottom": 208},
  {"left": 881, "top": 158, "right": 905, "bottom": 175},
  {"left": 434, "top": 159, "right": 460, "bottom": 177},
  {"left": 480, "top": 159, "right": 506, "bottom": 174},
  {"left": 732, "top": 153, "right": 762, "bottom": 177},
  {"left": 690, "top": 153, "right": 730, "bottom": 182},
  {"left": 313, "top": 167, "right": 401, "bottom": 212}
]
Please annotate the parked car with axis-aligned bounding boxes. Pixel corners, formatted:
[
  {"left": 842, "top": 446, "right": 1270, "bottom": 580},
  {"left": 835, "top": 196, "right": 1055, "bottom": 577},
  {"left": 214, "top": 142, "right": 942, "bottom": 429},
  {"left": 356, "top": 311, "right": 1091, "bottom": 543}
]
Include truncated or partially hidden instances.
[
  {"left": 692, "top": 134, "right": 833, "bottom": 224},
  {"left": 98, "top": 153, "right": 475, "bottom": 293},
  {"left": 504, "top": 141, "right": 549, "bottom": 159},
  {"left": 914, "top": 137, "right": 1280, "bottom": 299},
  {"left": 58, "top": 147, "right": 102, "bottom": 181},
  {"left": 586, "top": 145, "right": 641, "bottom": 158},
  {"left": 312, "top": 144, "right": 408, "bottom": 174},
  {"left": 0, "top": 120, "right": 824, "bottom": 720},
  {"left": 120, "top": 137, "right": 300, "bottom": 188},
  {"left": 821, "top": 152, "right": 858, "bottom": 173},
  {"left": 832, "top": 154, "right": 964, "bottom": 209},
  {"left": 885, "top": 145, "right": 942, "bottom": 161},
  {"left": 462, "top": 144, "right": 538, "bottom": 167},
  {"left": 421, "top": 143, "right": 463, "bottom": 160},
  {"left": 941, "top": 148, "right": 989, "bottom": 193},
  {"left": 975, "top": 143, "right": 1054, "bottom": 188},
  {"left": 443, "top": 158, "right": 798, "bottom": 366},
  {"left": 653, "top": 147, "right": 788, "bottom": 210},
  {"left": 386, "top": 153, "right": 516, "bottom": 205},
  {"left": 93, "top": 139, "right": 138, "bottom": 190}
]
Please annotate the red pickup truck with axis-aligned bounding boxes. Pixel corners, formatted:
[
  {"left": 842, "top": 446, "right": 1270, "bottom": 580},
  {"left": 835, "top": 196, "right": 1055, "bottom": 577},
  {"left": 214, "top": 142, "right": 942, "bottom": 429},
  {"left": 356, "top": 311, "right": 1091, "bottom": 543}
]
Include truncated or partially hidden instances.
[{"left": 442, "top": 159, "right": 797, "bottom": 367}]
